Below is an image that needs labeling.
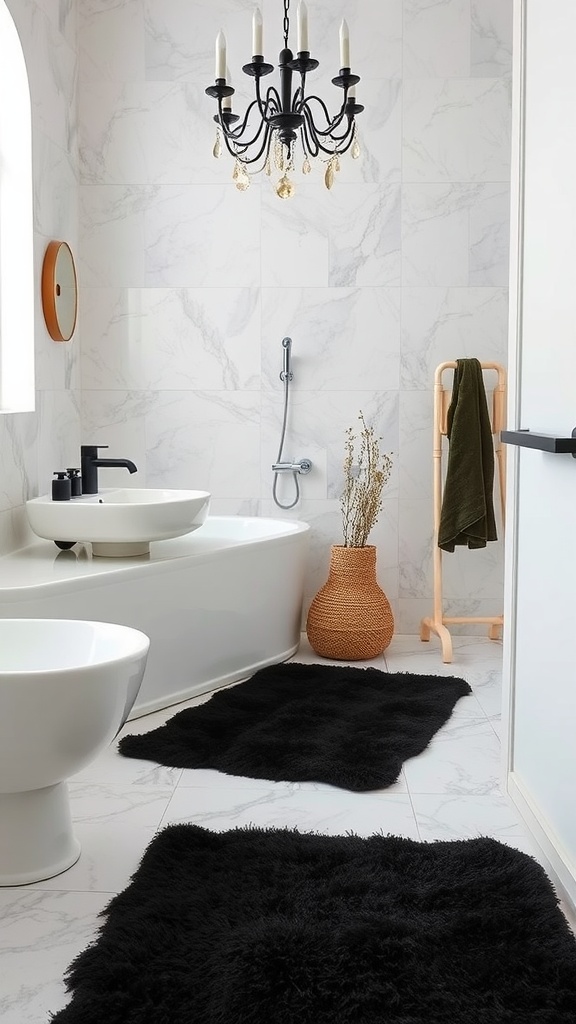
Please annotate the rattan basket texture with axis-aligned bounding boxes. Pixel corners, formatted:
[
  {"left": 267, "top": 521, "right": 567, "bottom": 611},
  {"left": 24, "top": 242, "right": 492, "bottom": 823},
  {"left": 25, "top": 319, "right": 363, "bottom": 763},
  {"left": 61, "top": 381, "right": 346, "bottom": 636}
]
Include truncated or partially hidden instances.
[{"left": 306, "top": 545, "right": 394, "bottom": 661}]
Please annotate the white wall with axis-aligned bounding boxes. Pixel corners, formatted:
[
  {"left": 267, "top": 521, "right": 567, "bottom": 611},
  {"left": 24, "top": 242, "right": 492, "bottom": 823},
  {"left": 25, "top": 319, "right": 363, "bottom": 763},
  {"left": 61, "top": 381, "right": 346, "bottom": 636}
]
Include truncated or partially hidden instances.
[
  {"left": 0, "top": 0, "right": 81, "bottom": 556},
  {"left": 77, "top": 0, "right": 512, "bottom": 627},
  {"left": 504, "top": 0, "right": 576, "bottom": 905}
]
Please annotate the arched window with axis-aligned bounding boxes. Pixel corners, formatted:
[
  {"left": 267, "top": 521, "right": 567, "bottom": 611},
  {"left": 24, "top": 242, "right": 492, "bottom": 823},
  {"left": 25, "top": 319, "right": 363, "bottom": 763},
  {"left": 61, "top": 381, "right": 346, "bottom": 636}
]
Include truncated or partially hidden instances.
[{"left": 0, "top": 0, "right": 34, "bottom": 412}]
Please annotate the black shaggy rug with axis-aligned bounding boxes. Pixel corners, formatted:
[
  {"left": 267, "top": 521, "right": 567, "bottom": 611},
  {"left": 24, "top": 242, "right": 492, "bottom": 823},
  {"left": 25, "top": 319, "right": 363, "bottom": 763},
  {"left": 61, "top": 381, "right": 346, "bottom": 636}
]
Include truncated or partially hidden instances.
[
  {"left": 119, "top": 662, "right": 472, "bottom": 791},
  {"left": 51, "top": 825, "right": 576, "bottom": 1024}
]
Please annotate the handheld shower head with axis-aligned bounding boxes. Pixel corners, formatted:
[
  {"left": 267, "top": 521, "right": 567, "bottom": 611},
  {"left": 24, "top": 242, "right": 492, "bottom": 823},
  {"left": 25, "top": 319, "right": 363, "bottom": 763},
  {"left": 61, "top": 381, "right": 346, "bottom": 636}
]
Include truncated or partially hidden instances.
[{"left": 280, "top": 337, "right": 293, "bottom": 382}]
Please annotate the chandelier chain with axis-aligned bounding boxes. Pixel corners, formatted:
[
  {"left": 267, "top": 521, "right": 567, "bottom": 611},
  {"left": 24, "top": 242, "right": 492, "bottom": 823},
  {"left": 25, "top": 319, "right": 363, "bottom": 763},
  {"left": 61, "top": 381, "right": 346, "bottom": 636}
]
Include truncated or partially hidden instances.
[{"left": 283, "top": 0, "right": 290, "bottom": 49}]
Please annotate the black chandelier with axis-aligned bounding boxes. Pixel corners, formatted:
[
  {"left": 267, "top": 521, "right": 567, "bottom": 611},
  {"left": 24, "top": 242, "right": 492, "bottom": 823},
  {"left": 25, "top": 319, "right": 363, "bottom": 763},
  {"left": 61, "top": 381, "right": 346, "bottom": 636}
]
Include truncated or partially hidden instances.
[{"left": 205, "top": 0, "right": 364, "bottom": 198}]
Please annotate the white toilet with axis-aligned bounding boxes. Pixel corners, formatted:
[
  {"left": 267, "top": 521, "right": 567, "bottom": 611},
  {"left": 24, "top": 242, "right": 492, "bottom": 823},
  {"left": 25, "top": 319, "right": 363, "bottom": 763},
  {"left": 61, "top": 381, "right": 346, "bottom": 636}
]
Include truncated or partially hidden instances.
[{"left": 0, "top": 618, "right": 150, "bottom": 886}]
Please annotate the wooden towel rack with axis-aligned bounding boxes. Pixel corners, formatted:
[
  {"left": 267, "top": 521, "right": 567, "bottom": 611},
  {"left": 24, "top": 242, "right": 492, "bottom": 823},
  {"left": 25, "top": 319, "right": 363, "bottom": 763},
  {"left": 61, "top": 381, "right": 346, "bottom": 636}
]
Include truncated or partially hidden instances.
[{"left": 420, "top": 361, "right": 507, "bottom": 663}]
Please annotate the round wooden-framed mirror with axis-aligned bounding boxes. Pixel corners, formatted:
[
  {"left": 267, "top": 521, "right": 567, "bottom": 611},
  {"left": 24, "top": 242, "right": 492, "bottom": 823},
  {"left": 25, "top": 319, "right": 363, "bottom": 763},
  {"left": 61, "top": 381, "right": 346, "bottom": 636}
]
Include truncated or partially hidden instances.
[{"left": 41, "top": 240, "right": 78, "bottom": 342}]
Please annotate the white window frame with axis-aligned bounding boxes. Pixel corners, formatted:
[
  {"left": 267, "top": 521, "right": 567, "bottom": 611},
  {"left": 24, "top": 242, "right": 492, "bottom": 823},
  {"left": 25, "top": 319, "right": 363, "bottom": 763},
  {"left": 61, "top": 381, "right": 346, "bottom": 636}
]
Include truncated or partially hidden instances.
[{"left": 0, "top": 0, "right": 35, "bottom": 413}]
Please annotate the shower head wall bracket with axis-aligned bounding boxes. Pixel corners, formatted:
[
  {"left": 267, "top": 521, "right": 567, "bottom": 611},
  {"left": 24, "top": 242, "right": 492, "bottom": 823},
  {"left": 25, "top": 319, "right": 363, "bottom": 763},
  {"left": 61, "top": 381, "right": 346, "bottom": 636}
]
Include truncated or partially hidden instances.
[{"left": 280, "top": 336, "right": 293, "bottom": 382}]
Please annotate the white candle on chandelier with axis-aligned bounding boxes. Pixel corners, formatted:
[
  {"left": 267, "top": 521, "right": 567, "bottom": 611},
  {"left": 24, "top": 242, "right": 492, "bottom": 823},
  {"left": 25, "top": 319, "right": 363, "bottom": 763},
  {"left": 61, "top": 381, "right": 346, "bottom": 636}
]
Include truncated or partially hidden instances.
[
  {"left": 223, "top": 67, "right": 232, "bottom": 110},
  {"left": 297, "top": 2, "right": 309, "bottom": 53},
  {"left": 215, "top": 31, "right": 227, "bottom": 80},
  {"left": 348, "top": 84, "right": 356, "bottom": 99},
  {"left": 339, "top": 19, "right": 350, "bottom": 68},
  {"left": 253, "top": 8, "right": 263, "bottom": 56}
]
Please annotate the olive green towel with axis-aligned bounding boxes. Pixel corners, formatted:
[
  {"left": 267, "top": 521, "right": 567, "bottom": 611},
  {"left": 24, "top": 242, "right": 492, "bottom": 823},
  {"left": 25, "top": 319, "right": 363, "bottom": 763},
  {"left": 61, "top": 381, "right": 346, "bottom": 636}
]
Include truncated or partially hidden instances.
[{"left": 438, "top": 358, "right": 497, "bottom": 552}]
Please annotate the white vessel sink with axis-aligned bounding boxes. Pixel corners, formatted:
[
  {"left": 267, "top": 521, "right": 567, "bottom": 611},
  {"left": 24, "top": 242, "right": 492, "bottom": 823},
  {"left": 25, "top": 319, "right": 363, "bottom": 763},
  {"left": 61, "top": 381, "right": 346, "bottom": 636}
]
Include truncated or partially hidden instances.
[{"left": 26, "top": 488, "right": 211, "bottom": 557}]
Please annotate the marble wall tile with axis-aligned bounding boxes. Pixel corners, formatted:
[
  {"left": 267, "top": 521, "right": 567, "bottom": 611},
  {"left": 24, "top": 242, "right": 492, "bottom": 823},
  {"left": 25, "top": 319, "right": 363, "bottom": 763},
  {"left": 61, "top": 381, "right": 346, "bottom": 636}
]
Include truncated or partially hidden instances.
[
  {"left": 0, "top": 414, "right": 39, "bottom": 512},
  {"left": 209, "top": 497, "right": 260, "bottom": 516},
  {"left": 469, "top": 183, "right": 511, "bottom": 286},
  {"left": 398, "top": 388, "right": 434, "bottom": 500},
  {"left": 440, "top": 540, "right": 505, "bottom": 600},
  {"left": 261, "top": 287, "right": 401, "bottom": 393},
  {"left": 144, "top": 390, "right": 261, "bottom": 497},
  {"left": 329, "top": 184, "right": 402, "bottom": 287},
  {"left": 335, "top": 80, "right": 402, "bottom": 185},
  {"left": 404, "top": 0, "right": 470, "bottom": 79},
  {"left": 79, "top": 0, "right": 145, "bottom": 83},
  {"left": 144, "top": 0, "right": 402, "bottom": 88},
  {"left": 403, "top": 78, "right": 511, "bottom": 183},
  {"left": 144, "top": 184, "right": 261, "bottom": 287},
  {"left": 397, "top": 596, "right": 505, "bottom": 637},
  {"left": 402, "top": 183, "right": 510, "bottom": 287},
  {"left": 261, "top": 184, "right": 332, "bottom": 288},
  {"left": 33, "top": 134, "right": 78, "bottom": 239},
  {"left": 0, "top": 507, "right": 35, "bottom": 558},
  {"left": 471, "top": 0, "right": 513, "bottom": 78},
  {"left": 81, "top": 287, "right": 146, "bottom": 390},
  {"left": 81, "top": 287, "right": 261, "bottom": 391},
  {"left": 36, "top": 390, "right": 82, "bottom": 497},
  {"left": 79, "top": 82, "right": 234, "bottom": 186},
  {"left": 399, "top": 498, "right": 434, "bottom": 600},
  {"left": 263, "top": 183, "right": 400, "bottom": 290},
  {"left": 24, "top": 2, "right": 77, "bottom": 154},
  {"left": 399, "top": 492, "right": 504, "bottom": 604},
  {"left": 144, "top": 0, "right": 255, "bottom": 84},
  {"left": 34, "top": 290, "right": 80, "bottom": 394},
  {"left": 400, "top": 287, "right": 509, "bottom": 389},
  {"left": 80, "top": 185, "right": 151, "bottom": 287},
  {"left": 81, "top": 389, "right": 154, "bottom": 487},
  {"left": 36, "top": 0, "right": 77, "bottom": 51}
]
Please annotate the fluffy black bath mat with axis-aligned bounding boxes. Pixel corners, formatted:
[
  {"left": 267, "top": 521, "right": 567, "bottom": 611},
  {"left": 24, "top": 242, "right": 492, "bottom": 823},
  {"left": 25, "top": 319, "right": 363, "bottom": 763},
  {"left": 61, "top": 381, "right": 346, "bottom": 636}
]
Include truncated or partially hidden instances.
[
  {"left": 119, "top": 662, "right": 471, "bottom": 790},
  {"left": 51, "top": 825, "right": 576, "bottom": 1024}
]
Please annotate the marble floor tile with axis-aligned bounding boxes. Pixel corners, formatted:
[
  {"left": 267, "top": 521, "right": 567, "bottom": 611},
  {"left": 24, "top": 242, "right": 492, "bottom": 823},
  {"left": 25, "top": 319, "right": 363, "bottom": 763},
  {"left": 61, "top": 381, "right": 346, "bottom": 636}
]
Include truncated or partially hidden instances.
[
  {"left": 402, "top": 718, "right": 502, "bottom": 795},
  {"left": 177, "top": 766, "right": 408, "bottom": 794},
  {"left": 411, "top": 793, "right": 525, "bottom": 842},
  {"left": 289, "top": 634, "right": 388, "bottom": 670},
  {"left": 161, "top": 784, "right": 420, "bottom": 839},
  {"left": 72, "top": 746, "right": 182, "bottom": 788},
  {"left": 0, "top": 889, "right": 108, "bottom": 1024},
  {"left": 18, "top": 824, "right": 155, "bottom": 895},
  {"left": 67, "top": 782, "right": 175, "bottom": 828}
]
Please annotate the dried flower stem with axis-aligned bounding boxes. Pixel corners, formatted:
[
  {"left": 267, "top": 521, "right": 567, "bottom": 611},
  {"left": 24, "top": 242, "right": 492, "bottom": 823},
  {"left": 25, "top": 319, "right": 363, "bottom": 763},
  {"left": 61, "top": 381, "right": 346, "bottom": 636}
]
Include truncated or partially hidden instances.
[{"left": 340, "top": 411, "right": 393, "bottom": 548}]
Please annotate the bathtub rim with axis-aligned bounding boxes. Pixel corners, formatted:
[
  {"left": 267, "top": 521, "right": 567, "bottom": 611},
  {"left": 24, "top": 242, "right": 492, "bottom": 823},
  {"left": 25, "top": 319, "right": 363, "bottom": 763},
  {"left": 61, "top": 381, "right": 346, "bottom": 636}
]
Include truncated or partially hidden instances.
[{"left": 0, "top": 516, "right": 311, "bottom": 602}]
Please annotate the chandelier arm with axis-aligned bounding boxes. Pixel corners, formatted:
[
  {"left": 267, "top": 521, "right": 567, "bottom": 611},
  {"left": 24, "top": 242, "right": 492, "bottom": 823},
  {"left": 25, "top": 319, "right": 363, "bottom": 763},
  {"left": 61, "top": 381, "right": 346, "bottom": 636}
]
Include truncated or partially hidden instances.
[
  {"left": 237, "top": 123, "right": 272, "bottom": 165},
  {"left": 330, "top": 128, "right": 357, "bottom": 156},
  {"left": 302, "top": 106, "right": 354, "bottom": 156},
  {"left": 255, "top": 75, "right": 281, "bottom": 119},
  {"left": 263, "top": 85, "right": 282, "bottom": 116},
  {"left": 318, "top": 117, "right": 355, "bottom": 145},
  {"left": 220, "top": 122, "right": 274, "bottom": 166},
  {"left": 301, "top": 109, "right": 321, "bottom": 158},
  {"left": 218, "top": 99, "right": 269, "bottom": 146},
  {"left": 301, "top": 95, "right": 349, "bottom": 136}
]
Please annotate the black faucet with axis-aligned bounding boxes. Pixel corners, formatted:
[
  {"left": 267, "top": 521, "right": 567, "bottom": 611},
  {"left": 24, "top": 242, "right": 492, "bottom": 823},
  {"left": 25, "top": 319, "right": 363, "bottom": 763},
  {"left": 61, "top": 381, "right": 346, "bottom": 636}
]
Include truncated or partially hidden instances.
[{"left": 80, "top": 445, "right": 138, "bottom": 495}]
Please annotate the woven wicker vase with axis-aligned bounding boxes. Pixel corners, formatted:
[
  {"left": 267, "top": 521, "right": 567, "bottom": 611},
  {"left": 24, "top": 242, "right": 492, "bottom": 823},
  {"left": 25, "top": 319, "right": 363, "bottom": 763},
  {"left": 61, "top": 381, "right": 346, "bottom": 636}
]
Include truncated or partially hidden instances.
[{"left": 306, "top": 544, "right": 394, "bottom": 660}]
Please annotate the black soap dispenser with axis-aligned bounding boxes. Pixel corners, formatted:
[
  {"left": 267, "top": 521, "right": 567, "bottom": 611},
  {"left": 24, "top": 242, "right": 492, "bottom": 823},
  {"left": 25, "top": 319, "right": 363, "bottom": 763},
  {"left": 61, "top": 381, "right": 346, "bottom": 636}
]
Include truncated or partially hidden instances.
[
  {"left": 52, "top": 471, "right": 72, "bottom": 501},
  {"left": 66, "top": 468, "right": 82, "bottom": 497}
]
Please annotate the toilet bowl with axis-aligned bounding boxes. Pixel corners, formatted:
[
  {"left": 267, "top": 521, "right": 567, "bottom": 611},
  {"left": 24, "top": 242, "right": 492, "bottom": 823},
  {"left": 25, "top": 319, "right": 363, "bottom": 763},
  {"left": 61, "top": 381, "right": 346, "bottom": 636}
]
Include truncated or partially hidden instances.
[{"left": 0, "top": 618, "right": 150, "bottom": 886}]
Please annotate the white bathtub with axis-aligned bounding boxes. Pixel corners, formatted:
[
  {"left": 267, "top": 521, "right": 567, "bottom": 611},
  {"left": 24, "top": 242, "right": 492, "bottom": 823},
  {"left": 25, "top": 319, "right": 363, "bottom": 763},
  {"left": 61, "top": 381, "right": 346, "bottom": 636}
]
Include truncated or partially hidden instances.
[{"left": 0, "top": 516, "right": 310, "bottom": 717}]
